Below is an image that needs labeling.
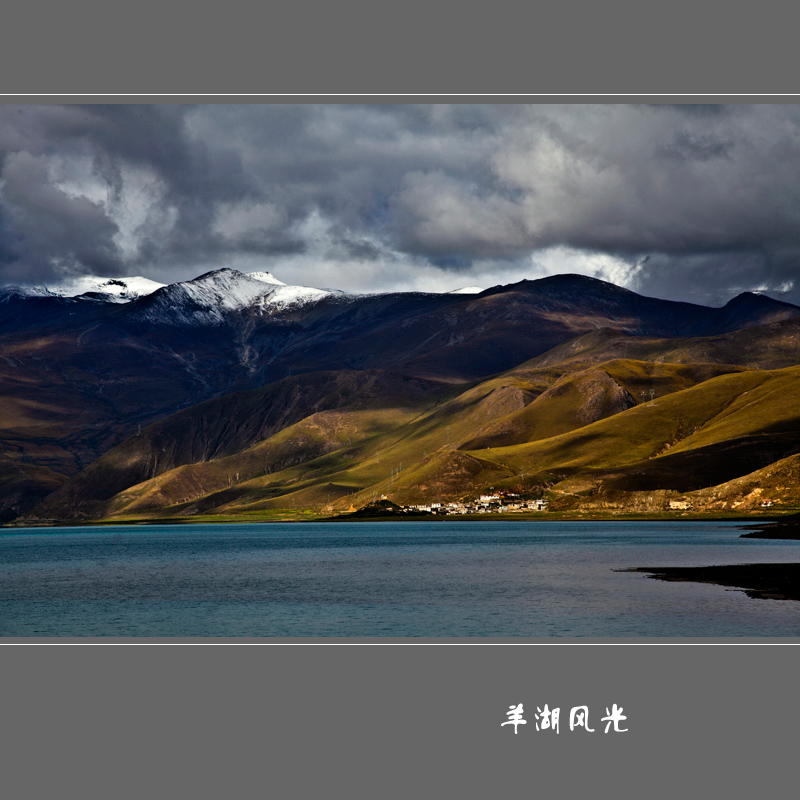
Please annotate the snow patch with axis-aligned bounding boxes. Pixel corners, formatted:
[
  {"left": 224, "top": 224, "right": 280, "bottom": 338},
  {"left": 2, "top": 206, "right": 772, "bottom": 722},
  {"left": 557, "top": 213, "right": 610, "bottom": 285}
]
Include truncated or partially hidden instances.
[
  {"left": 258, "top": 284, "right": 333, "bottom": 309},
  {"left": 447, "top": 286, "right": 484, "bottom": 294},
  {"left": 248, "top": 271, "right": 287, "bottom": 287}
]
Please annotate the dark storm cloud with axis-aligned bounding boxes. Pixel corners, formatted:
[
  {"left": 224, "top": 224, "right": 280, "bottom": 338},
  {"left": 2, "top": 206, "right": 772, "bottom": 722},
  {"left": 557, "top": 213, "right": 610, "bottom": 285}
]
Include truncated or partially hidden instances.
[
  {"left": 0, "top": 150, "right": 122, "bottom": 280},
  {"left": 657, "top": 130, "right": 734, "bottom": 162},
  {"left": 0, "top": 103, "right": 799, "bottom": 303}
]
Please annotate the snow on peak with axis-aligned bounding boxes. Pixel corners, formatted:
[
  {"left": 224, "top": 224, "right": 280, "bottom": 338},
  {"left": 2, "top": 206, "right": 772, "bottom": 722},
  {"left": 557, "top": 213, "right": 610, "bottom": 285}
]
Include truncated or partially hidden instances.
[
  {"left": 447, "top": 286, "right": 484, "bottom": 294},
  {"left": 0, "top": 286, "right": 37, "bottom": 302},
  {"left": 21, "top": 275, "right": 165, "bottom": 303},
  {"left": 245, "top": 271, "right": 340, "bottom": 307},
  {"left": 178, "top": 268, "right": 280, "bottom": 312},
  {"left": 257, "top": 284, "right": 334, "bottom": 310},
  {"left": 140, "top": 268, "right": 338, "bottom": 326},
  {"left": 247, "top": 271, "right": 287, "bottom": 287}
]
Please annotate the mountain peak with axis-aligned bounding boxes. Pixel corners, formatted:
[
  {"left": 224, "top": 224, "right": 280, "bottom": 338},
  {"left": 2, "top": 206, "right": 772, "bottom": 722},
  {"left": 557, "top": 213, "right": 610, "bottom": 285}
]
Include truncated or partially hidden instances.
[
  {"left": 158, "top": 269, "right": 278, "bottom": 315},
  {"left": 534, "top": 273, "right": 636, "bottom": 293},
  {"left": 723, "top": 291, "right": 800, "bottom": 310},
  {"left": 705, "top": 290, "right": 800, "bottom": 333},
  {"left": 190, "top": 267, "right": 251, "bottom": 284},
  {"left": 15, "top": 275, "right": 165, "bottom": 303},
  {"left": 136, "top": 267, "right": 336, "bottom": 326},
  {"left": 483, "top": 273, "right": 637, "bottom": 299}
]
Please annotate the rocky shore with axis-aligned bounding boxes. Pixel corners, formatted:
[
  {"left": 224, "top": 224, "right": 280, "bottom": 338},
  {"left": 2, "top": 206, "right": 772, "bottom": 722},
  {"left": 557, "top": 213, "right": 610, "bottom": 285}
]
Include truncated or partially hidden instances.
[
  {"left": 739, "top": 513, "right": 800, "bottom": 540},
  {"left": 631, "top": 563, "right": 800, "bottom": 601}
]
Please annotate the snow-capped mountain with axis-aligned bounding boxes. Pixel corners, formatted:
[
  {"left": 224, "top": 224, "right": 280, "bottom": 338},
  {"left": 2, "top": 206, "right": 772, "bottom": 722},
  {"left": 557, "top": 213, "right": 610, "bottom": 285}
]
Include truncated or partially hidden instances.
[
  {"left": 135, "top": 268, "right": 342, "bottom": 326},
  {"left": 24, "top": 275, "right": 166, "bottom": 303},
  {"left": 8, "top": 268, "right": 343, "bottom": 320},
  {"left": 8, "top": 267, "right": 487, "bottom": 310}
]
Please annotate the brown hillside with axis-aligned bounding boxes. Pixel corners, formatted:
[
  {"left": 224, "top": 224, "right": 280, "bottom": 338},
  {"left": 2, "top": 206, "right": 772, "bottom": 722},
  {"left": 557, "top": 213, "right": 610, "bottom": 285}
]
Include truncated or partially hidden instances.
[{"left": 29, "top": 370, "right": 447, "bottom": 520}]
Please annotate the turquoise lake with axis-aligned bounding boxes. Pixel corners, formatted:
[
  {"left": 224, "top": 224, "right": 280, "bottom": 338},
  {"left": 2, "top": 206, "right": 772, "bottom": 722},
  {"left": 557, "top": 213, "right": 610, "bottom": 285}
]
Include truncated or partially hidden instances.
[{"left": 1, "top": 520, "right": 798, "bottom": 637}]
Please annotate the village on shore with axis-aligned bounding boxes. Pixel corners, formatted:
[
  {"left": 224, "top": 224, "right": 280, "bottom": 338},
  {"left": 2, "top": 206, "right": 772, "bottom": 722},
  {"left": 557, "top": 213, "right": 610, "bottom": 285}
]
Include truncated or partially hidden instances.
[
  {"left": 379, "top": 492, "right": 549, "bottom": 516},
  {"left": 345, "top": 487, "right": 783, "bottom": 519}
]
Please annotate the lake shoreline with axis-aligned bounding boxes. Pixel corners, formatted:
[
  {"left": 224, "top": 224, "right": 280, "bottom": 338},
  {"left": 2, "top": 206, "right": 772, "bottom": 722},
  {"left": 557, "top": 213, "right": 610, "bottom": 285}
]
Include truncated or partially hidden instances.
[
  {"left": 2, "top": 511, "right": 786, "bottom": 530},
  {"left": 740, "top": 515, "right": 800, "bottom": 540}
]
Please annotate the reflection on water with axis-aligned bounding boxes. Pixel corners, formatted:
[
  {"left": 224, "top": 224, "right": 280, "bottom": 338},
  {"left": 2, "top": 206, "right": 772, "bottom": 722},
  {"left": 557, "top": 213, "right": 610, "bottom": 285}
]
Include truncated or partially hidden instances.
[{"left": 1, "top": 520, "right": 798, "bottom": 637}]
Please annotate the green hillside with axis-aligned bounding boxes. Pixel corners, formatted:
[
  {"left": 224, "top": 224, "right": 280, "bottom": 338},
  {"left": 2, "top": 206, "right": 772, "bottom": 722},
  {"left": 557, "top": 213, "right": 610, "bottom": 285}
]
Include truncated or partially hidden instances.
[
  {"left": 40, "top": 356, "right": 798, "bottom": 522},
  {"left": 22, "top": 306, "right": 800, "bottom": 523},
  {"left": 460, "top": 366, "right": 800, "bottom": 499}
]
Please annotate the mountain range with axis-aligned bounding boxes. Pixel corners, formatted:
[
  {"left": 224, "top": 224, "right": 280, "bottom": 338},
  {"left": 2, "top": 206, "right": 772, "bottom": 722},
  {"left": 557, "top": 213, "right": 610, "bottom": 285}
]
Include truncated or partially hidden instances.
[{"left": 2, "top": 267, "right": 800, "bottom": 522}]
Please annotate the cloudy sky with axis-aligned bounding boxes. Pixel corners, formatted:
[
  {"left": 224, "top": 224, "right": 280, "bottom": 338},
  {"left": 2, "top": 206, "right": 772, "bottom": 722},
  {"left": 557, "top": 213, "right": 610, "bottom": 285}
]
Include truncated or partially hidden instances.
[{"left": 1, "top": 103, "right": 799, "bottom": 305}]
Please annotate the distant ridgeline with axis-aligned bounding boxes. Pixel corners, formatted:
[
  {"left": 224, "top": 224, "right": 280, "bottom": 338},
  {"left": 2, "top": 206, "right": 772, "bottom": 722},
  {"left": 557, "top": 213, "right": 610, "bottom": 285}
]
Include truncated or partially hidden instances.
[{"left": 2, "top": 268, "right": 800, "bottom": 523}]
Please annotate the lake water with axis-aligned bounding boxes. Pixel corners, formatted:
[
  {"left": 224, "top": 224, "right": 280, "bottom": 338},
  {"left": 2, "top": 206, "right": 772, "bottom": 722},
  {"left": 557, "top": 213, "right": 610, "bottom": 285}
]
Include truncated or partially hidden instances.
[{"left": 1, "top": 520, "right": 799, "bottom": 637}]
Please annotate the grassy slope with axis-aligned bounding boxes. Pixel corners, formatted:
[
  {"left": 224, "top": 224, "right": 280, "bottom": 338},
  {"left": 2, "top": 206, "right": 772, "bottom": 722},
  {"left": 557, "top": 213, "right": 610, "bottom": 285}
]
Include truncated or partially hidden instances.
[
  {"left": 462, "top": 360, "right": 741, "bottom": 449},
  {"left": 102, "top": 375, "right": 535, "bottom": 516},
  {"left": 29, "top": 369, "right": 449, "bottom": 520},
  {"left": 462, "top": 366, "right": 800, "bottom": 497},
  {"left": 105, "top": 406, "right": 423, "bottom": 515},
  {"left": 87, "top": 358, "right": 773, "bottom": 519}
]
